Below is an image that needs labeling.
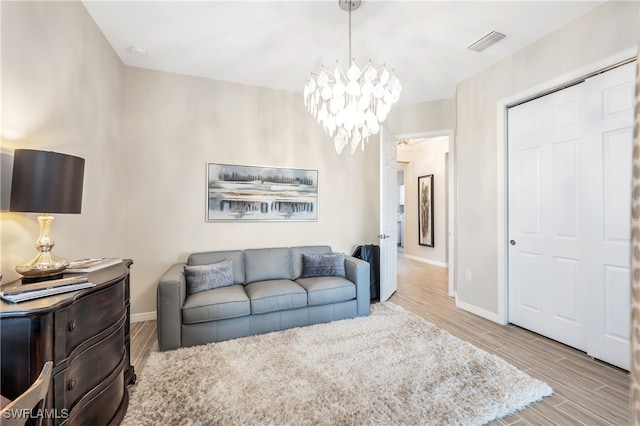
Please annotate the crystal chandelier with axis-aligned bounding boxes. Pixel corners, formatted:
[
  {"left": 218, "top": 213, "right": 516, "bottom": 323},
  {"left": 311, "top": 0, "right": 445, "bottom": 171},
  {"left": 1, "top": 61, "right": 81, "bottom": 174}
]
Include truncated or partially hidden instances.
[{"left": 303, "top": 0, "right": 401, "bottom": 154}]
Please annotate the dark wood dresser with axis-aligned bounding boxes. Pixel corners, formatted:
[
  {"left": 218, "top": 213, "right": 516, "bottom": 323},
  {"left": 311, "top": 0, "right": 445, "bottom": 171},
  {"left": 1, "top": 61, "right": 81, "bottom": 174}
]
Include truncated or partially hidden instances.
[{"left": 0, "top": 260, "right": 136, "bottom": 425}]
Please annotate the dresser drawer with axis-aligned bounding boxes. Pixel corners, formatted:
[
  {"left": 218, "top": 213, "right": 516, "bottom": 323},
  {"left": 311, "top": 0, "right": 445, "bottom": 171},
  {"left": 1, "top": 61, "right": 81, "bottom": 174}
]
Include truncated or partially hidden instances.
[
  {"left": 54, "top": 319, "right": 125, "bottom": 416},
  {"left": 66, "top": 357, "right": 126, "bottom": 426},
  {"left": 54, "top": 280, "right": 125, "bottom": 361}
]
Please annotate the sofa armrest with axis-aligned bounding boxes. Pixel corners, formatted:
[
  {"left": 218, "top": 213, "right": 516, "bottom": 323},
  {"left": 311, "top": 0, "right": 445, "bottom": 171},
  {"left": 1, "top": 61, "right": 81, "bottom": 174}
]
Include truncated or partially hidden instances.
[
  {"left": 344, "top": 255, "right": 370, "bottom": 316},
  {"left": 157, "top": 262, "right": 187, "bottom": 351}
]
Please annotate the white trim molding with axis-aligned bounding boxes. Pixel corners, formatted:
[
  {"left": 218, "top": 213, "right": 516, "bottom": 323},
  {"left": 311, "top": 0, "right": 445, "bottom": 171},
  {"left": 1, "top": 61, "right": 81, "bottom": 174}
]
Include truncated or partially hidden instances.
[
  {"left": 455, "top": 296, "right": 499, "bottom": 323},
  {"left": 131, "top": 311, "right": 157, "bottom": 323},
  {"left": 402, "top": 253, "right": 448, "bottom": 268}
]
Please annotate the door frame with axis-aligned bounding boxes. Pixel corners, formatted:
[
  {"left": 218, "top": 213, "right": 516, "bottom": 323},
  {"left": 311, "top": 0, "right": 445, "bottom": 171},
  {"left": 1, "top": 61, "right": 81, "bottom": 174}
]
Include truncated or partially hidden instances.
[
  {"left": 495, "top": 48, "right": 637, "bottom": 325},
  {"left": 393, "top": 128, "right": 456, "bottom": 297}
]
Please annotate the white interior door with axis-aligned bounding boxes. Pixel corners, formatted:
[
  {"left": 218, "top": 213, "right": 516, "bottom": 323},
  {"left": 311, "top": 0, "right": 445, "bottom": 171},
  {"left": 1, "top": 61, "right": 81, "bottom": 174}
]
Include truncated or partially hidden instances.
[
  {"left": 508, "top": 82, "right": 589, "bottom": 351},
  {"left": 379, "top": 126, "right": 398, "bottom": 302},
  {"left": 584, "top": 62, "right": 634, "bottom": 369},
  {"left": 508, "top": 61, "right": 634, "bottom": 370}
]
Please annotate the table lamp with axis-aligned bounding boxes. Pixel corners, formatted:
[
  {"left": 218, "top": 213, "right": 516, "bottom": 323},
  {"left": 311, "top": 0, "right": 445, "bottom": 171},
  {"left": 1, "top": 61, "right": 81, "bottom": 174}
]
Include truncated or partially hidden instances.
[{"left": 9, "top": 149, "right": 85, "bottom": 278}]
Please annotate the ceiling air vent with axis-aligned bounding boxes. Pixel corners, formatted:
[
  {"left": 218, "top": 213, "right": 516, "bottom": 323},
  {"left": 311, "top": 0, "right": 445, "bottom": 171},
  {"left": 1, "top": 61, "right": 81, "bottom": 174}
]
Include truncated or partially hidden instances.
[{"left": 467, "top": 30, "right": 506, "bottom": 53}]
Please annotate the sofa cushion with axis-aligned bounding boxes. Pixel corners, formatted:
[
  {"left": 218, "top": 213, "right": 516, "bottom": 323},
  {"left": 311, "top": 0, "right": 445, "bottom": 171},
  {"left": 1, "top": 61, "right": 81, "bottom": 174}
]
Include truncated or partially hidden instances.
[
  {"left": 244, "top": 248, "right": 292, "bottom": 284},
  {"left": 291, "top": 245, "right": 332, "bottom": 279},
  {"left": 182, "top": 285, "right": 250, "bottom": 324},
  {"left": 301, "top": 253, "right": 346, "bottom": 278},
  {"left": 296, "top": 276, "right": 356, "bottom": 306},
  {"left": 184, "top": 259, "right": 234, "bottom": 295},
  {"left": 188, "top": 250, "right": 245, "bottom": 285},
  {"left": 245, "top": 280, "right": 307, "bottom": 314}
]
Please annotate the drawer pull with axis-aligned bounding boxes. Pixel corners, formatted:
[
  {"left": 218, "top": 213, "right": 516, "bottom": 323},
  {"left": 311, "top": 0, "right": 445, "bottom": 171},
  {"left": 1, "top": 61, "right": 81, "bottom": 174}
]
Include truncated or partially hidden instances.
[
  {"left": 68, "top": 378, "right": 77, "bottom": 391},
  {"left": 68, "top": 320, "right": 77, "bottom": 332}
]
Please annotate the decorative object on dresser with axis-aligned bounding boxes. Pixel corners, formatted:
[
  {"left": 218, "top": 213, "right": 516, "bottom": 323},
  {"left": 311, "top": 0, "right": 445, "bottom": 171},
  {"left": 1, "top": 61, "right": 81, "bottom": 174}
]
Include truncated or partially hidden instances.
[
  {"left": 0, "top": 260, "right": 135, "bottom": 426},
  {"left": 9, "top": 149, "right": 85, "bottom": 278},
  {"left": 66, "top": 258, "right": 122, "bottom": 273}
]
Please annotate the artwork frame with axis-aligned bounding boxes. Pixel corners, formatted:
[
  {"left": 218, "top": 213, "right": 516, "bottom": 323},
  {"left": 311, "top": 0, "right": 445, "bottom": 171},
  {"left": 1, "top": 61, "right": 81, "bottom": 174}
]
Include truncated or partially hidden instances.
[
  {"left": 418, "top": 174, "right": 434, "bottom": 247},
  {"left": 206, "top": 163, "right": 318, "bottom": 221}
]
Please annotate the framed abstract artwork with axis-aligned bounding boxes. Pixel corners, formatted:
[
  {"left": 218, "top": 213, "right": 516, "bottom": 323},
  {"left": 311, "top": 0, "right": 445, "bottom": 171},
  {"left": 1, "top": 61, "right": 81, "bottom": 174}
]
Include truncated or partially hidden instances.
[
  {"left": 206, "top": 163, "right": 318, "bottom": 221},
  {"left": 418, "top": 174, "right": 434, "bottom": 247}
]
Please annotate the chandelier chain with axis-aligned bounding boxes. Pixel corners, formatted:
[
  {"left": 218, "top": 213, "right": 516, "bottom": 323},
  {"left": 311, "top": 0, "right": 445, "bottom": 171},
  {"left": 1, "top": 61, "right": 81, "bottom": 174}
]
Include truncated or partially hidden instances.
[{"left": 348, "top": 1, "right": 352, "bottom": 65}]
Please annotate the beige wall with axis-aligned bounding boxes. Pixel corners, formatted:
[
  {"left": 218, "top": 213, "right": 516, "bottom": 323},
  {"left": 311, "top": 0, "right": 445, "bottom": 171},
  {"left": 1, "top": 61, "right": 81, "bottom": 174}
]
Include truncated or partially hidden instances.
[
  {"left": 1, "top": 2, "right": 126, "bottom": 282},
  {"left": 1, "top": 1, "right": 379, "bottom": 316},
  {"left": 122, "top": 68, "right": 379, "bottom": 314},
  {"left": 398, "top": 138, "right": 449, "bottom": 266},
  {"left": 386, "top": 99, "right": 455, "bottom": 137},
  {"left": 455, "top": 1, "right": 639, "bottom": 315}
]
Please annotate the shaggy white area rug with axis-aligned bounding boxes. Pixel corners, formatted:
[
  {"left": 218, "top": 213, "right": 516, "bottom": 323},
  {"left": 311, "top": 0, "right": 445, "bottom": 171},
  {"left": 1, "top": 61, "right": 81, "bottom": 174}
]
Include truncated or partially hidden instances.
[{"left": 123, "top": 303, "right": 551, "bottom": 425}]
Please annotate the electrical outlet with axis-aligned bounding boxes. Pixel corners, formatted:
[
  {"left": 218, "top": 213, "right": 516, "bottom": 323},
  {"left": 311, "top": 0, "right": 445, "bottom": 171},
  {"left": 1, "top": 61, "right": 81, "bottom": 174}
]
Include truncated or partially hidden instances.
[{"left": 465, "top": 271, "right": 472, "bottom": 281}]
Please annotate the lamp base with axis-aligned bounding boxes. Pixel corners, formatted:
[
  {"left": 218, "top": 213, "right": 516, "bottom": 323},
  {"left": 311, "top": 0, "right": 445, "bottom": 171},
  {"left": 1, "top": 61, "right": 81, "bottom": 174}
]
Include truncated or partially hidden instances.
[
  {"left": 15, "top": 213, "right": 70, "bottom": 279},
  {"left": 16, "top": 252, "right": 70, "bottom": 278}
]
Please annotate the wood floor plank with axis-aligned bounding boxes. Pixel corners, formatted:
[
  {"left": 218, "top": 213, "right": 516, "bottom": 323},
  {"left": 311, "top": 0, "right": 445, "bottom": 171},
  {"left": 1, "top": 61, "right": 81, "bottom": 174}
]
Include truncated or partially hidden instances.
[
  {"left": 555, "top": 400, "right": 619, "bottom": 426},
  {"left": 130, "top": 321, "right": 143, "bottom": 337},
  {"left": 491, "top": 413, "right": 527, "bottom": 426},
  {"left": 130, "top": 320, "right": 157, "bottom": 371},
  {"left": 515, "top": 398, "right": 573, "bottom": 424},
  {"left": 555, "top": 356, "right": 630, "bottom": 389},
  {"left": 524, "top": 362, "right": 628, "bottom": 424}
]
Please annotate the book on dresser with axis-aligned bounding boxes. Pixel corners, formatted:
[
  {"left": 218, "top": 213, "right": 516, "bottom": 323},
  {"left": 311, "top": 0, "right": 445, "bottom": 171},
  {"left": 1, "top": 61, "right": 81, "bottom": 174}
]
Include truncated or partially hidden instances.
[
  {"left": 0, "top": 275, "right": 95, "bottom": 303},
  {"left": 66, "top": 258, "right": 122, "bottom": 273}
]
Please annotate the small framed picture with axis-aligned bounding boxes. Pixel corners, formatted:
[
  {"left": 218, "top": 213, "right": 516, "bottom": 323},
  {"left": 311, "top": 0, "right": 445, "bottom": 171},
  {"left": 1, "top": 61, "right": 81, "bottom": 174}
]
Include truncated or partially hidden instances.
[{"left": 418, "top": 174, "right": 434, "bottom": 247}]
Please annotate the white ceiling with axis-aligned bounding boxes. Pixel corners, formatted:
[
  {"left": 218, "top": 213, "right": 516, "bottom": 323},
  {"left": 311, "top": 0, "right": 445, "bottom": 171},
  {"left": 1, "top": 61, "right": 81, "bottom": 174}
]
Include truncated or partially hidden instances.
[{"left": 82, "top": 0, "right": 606, "bottom": 106}]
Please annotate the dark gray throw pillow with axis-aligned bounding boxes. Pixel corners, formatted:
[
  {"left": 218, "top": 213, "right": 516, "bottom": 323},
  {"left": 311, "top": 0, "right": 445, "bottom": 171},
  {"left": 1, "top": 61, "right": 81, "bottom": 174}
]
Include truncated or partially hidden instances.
[
  {"left": 184, "top": 258, "right": 234, "bottom": 296},
  {"left": 301, "top": 253, "right": 346, "bottom": 278}
]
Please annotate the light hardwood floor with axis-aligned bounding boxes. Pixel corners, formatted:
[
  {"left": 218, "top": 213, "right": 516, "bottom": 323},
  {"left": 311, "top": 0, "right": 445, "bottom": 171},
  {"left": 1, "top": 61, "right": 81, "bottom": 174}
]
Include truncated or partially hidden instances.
[{"left": 130, "top": 254, "right": 630, "bottom": 425}]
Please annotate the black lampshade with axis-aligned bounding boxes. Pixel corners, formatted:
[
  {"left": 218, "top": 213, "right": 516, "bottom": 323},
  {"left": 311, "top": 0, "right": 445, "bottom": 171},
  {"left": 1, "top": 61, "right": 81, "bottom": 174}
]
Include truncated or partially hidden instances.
[{"left": 10, "top": 149, "right": 85, "bottom": 214}]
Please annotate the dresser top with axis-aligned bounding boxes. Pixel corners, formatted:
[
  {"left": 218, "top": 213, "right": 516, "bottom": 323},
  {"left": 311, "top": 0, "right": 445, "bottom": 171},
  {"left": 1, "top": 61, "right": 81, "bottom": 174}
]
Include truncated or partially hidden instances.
[{"left": 0, "top": 259, "right": 132, "bottom": 316}]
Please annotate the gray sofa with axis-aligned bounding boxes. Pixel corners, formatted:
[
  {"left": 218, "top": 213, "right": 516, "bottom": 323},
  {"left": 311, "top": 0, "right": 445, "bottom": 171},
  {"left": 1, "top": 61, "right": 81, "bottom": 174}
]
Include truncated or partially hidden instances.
[{"left": 157, "top": 245, "right": 370, "bottom": 351}]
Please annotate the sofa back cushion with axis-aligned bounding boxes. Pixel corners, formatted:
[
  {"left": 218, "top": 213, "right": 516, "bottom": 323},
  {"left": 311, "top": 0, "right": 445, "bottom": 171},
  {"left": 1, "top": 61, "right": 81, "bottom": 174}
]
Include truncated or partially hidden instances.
[
  {"left": 244, "top": 247, "right": 292, "bottom": 284},
  {"left": 188, "top": 250, "right": 245, "bottom": 285},
  {"left": 290, "top": 245, "right": 332, "bottom": 279}
]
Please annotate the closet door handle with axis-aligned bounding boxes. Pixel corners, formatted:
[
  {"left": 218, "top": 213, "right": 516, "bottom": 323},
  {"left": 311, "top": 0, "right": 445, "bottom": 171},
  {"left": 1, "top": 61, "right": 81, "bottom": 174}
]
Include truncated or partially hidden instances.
[{"left": 510, "top": 240, "right": 516, "bottom": 246}]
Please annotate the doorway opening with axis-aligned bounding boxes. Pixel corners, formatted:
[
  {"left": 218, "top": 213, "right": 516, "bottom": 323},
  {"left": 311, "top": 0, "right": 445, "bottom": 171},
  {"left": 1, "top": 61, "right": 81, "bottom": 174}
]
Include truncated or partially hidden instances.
[{"left": 393, "top": 129, "right": 456, "bottom": 297}]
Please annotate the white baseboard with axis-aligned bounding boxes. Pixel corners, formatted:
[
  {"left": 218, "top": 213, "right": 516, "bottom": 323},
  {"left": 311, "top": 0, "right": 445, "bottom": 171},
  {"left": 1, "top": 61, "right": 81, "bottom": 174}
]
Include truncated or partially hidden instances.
[
  {"left": 131, "top": 311, "right": 157, "bottom": 323},
  {"left": 402, "top": 253, "right": 448, "bottom": 268},
  {"left": 455, "top": 297, "right": 501, "bottom": 324}
]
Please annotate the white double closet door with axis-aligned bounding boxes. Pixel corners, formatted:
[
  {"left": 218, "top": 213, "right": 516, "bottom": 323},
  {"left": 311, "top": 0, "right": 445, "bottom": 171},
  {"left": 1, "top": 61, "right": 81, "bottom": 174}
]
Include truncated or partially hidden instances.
[{"left": 508, "top": 61, "right": 635, "bottom": 370}]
